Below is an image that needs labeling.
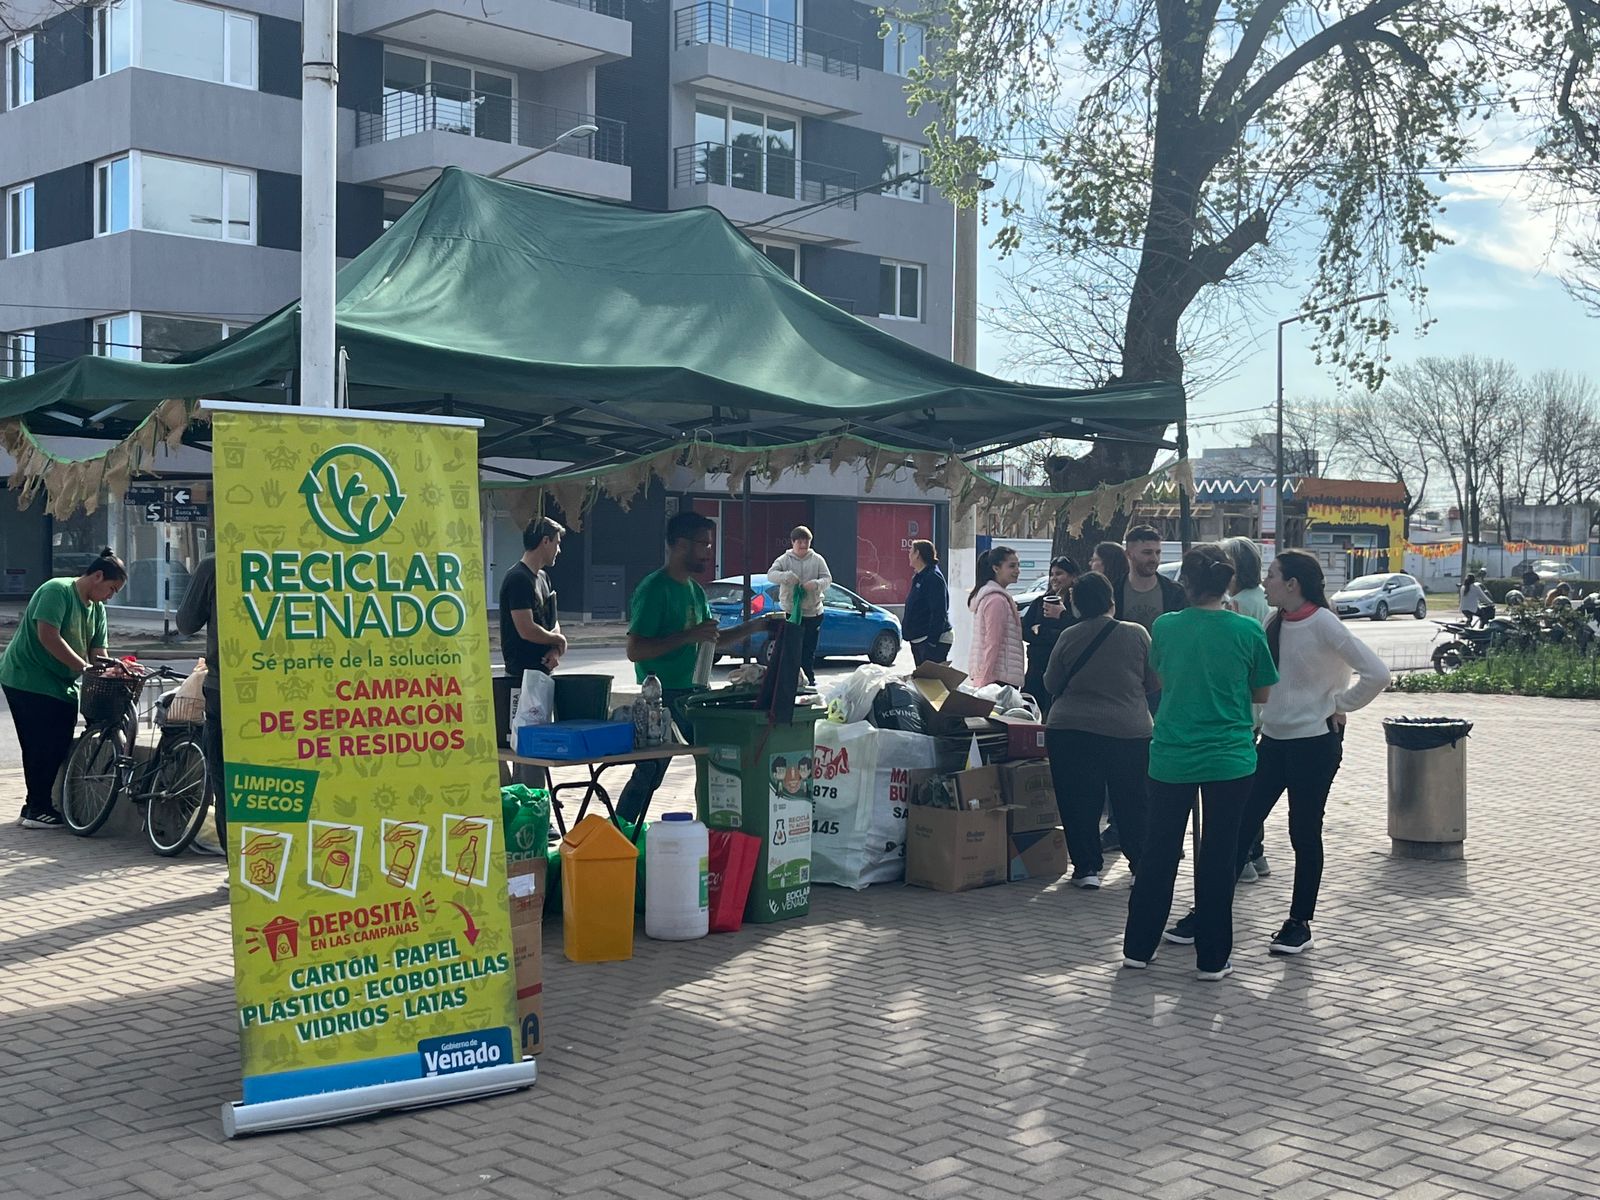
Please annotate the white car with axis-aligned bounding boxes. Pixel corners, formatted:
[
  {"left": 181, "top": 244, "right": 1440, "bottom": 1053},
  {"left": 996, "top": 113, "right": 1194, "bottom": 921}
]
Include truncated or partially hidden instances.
[{"left": 1331, "top": 572, "right": 1429, "bottom": 621}]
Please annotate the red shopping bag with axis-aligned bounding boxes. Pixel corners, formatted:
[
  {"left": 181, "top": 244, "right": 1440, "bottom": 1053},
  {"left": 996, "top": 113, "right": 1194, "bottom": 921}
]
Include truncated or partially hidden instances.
[{"left": 708, "top": 830, "right": 761, "bottom": 933}]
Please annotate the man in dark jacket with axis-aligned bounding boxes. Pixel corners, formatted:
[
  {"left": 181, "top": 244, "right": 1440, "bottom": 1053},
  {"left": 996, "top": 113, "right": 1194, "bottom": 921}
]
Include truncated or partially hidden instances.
[
  {"left": 1114, "top": 526, "right": 1187, "bottom": 633},
  {"left": 902, "top": 540, "right": 952, "bottom": 665}
]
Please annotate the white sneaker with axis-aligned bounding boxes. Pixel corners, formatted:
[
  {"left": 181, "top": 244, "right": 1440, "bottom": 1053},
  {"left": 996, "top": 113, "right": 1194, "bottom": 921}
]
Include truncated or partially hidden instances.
[
  {"left": 1196, "top": 962, "right": 1235, "bottom": 981},
  {"left": 1072, "top": 873, "right": 1101, "bottom": 890},
  {"left": 1238, "top": 861, "right": 1259, "bottom": 883},
  {"left": 1122, "top": 955, "right": 1153, "bottom": 969}
]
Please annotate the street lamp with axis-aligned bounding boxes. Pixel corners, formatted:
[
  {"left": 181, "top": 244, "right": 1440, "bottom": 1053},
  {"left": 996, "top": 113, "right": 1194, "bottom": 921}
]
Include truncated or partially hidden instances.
[
  {"left": 488, "top": 124, "right": 601, "bottom": 179},
  {"left": 1275, "top": 290, "right": 1384, "bottom": 544}
]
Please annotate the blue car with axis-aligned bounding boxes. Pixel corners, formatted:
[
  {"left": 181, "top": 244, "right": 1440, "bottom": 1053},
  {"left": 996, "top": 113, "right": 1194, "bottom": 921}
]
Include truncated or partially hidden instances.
[{"left": 708, "top": 574, "right": 903, "bottom": 665}]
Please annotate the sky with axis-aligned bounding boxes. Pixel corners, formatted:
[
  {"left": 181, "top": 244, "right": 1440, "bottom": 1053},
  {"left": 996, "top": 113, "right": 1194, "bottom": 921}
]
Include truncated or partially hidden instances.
[{"left": 969, "top": 157, "right": 1600, "bottom": 462}]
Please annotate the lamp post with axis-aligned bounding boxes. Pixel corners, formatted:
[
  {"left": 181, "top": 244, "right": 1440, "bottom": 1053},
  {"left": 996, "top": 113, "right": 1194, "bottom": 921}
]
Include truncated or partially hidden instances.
[
  {"left": 299, "top": 0, "right": 338, "bottom": 408},
  {"left": 949, "top": 141, "right": 993, "bottom": 664},
  {"left": 488, "top": 125, "right": 602, "bottom": 179},
  {"left": 1275, "top": 290, "right": 1384, "bottom": 544}
]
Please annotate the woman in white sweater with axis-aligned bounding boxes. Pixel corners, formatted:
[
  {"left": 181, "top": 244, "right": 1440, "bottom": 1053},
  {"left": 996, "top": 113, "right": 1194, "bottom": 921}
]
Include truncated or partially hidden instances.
[{"left": 1235, "top": 549, "right": 1389, "bottom": 955}]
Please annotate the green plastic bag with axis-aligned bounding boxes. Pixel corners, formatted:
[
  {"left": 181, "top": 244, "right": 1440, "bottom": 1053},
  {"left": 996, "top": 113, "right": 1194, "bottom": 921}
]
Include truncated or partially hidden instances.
[{"left": 501, "top": 785, "right": 551, "bottom": 861}]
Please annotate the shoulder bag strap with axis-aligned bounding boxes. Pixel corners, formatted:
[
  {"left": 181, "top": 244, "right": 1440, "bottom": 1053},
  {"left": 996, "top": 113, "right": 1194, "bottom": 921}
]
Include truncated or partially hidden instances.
[{"left": 1060, "top": 620, "right": 1119, "bottom": 691}]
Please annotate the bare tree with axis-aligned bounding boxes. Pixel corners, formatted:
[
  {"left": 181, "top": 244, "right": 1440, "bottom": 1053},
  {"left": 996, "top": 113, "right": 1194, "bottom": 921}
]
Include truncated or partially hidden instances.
[
  {"left": 1528, "top": 370, "right": 1600, "bottom": 508},
  {"left": 1329, "top": 392, "right": 1431, "bottom": 521},
  {"left": 1232, "top": 397, "right": 1344, "bottom": 478},
  {"left": 1386, "top": 357, "right": 1521, "bottom": 549}
]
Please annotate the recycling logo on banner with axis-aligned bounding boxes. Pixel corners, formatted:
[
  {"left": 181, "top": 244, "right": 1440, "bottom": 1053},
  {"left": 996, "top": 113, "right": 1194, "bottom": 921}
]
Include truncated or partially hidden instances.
[{"left": 298, "top": 445, "right": 408, "bottom": 544}]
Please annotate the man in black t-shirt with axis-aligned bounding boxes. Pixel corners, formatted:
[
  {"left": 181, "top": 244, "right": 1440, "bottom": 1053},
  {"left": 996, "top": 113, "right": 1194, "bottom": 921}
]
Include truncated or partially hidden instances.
[{"left": 496, "top": 517, "right": 565, "bottom": 776}]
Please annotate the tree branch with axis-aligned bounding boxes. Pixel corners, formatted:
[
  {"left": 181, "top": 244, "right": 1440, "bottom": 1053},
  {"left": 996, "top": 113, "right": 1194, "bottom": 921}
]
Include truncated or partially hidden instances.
[
  {"left": 1365, "top": 28, "right": 1429, "bottom": 72},
  {"left": 1173, "top": 208, "right": 1271, "bottom": 310},
  {"left": 1200, "top": 0, "right": 1294, "bottom": 124},
  {"left": 1219, "top": 0, "right": 1418, "bottom": 140}
]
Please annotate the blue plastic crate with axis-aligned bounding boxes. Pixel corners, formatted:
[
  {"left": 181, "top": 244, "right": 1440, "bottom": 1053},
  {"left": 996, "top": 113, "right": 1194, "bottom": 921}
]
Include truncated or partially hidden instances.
[{"left": 516, "top": 719, "right": 636, "bottom": 760}]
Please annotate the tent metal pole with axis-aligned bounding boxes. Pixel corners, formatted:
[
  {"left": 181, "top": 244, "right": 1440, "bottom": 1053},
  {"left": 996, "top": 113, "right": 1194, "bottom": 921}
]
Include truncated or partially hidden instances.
[
  {"left": 1177, "top": 420, "right": 1193, "bottom": 550},
  {"left": 741, "top": 472, "right": 753, "bottom": 664}
]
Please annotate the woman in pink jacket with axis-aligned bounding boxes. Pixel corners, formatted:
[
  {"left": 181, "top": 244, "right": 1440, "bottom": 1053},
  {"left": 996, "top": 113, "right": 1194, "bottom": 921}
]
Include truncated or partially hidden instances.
[{"left": 967, "top": 546, "right": 1026, "bottom": 688}]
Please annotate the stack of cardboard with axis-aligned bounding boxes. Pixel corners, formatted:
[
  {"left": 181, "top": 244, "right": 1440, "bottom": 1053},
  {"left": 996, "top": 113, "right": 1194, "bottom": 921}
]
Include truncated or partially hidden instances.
[
  {"left": 903, "top": 764, "right": 1008, "bottom": 891},
  {"left": 507, "top": 856, "right": 547, "bottom": 1058},
  {"left": 1000, "top": 761, "right": 1069, "bottom": 880}
]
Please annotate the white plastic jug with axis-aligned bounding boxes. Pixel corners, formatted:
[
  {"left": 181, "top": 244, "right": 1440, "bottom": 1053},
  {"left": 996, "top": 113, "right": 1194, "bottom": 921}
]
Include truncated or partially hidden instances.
[{"left": 645, "top": 813, "right": 709, "bottom": 940}]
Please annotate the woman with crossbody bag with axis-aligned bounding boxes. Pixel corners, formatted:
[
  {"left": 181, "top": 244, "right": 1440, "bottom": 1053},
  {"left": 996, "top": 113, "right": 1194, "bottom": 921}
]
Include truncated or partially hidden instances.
[{"left": 1042, "top": 572, "right": 1158, "bottom": 888}]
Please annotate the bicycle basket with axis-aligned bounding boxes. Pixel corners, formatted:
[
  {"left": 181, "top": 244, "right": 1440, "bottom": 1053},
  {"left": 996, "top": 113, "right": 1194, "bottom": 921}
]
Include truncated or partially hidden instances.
[
  {"left": 79, "top": 669, "right": 143, "bottom": 724},
  {"left": 157, "top": 690, "right": 206, "bottom": 728}
]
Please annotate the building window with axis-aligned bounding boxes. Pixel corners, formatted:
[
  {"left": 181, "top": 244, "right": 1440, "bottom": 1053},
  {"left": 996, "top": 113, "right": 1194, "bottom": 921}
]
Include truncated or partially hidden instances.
[
  {"left": 2, "top": 331, "right": 35, "bottom": 378},
  {"left": 755, "top": 241, "right": 798, "bottom": 277},
  {"left": 380, "top": 51, "right": 516, "bottom": 143},
  {"left": 5, "top": 183, "right": 33, "bottom": 256},
  {"left": 6, "top": 34, "right": 34, "bottom": 109},
  {"left": 881, "top": 18, "right": 925, "bottom": 76},
  {"left": 96, "top": 156, "right": 132, "bottom": 234},
  {"left": 94, "top": 0, "right": 256, "bottom": 87},
  {"left": 94, "top": 1, "right": 133, "bottom": 77},
  {"left": 93, "top": 313, "right": 138, "bottom": 360},
  {"left": 96, "top": 152, "right": 254, "bottom": 242},
  {"left": 140, "top": 314, "right": 232, "bottom": 362},
  {"left": 878, "top": 260, "right": 921, "bottom": 321},
  {"left": 880, "top": 139, "right": 926, "bottom": 201},
  {"left": 693, "top": 98, "right": 799, "bottom": 197},
  {"left": 382, "top": 193, "right": 414, "bottom": 231},
  {"left": 142, "top": 0, "right": 256, "bottom": 88}
]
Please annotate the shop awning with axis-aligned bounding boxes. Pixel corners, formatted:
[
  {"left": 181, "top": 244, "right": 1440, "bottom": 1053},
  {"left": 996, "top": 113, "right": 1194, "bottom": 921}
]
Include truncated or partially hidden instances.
[{"left": 0, "top": 168, "right": 1183, "bottom": 473}]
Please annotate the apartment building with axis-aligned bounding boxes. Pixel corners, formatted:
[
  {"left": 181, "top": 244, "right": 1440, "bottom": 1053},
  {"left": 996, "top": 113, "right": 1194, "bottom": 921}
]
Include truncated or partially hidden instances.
[
  {"left": 1, "top": 0, "right": 949, "bottom": 372},
  {"left": 0, "top": 0, "right": 953, "bottom": 612}
]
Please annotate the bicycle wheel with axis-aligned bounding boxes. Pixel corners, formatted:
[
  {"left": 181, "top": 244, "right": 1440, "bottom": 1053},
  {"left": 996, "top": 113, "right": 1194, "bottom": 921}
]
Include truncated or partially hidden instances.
[
  {"left": 61, "top": 726, "right": 126, "bottom": 836},
  {"left": 145, "top": 736, "right": 210, "bottom": 857}
]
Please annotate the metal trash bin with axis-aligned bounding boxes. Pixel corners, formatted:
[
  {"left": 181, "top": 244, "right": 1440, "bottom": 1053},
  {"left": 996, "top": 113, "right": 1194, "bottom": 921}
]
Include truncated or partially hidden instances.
[{"left": 1383, "top": 717, "right": 1473, "bottom": 860}]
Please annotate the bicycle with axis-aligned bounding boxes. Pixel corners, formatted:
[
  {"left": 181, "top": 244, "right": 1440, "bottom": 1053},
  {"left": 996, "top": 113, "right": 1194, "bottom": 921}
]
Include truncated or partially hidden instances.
[{"left": 60, "top": 662, "right": 214, "bottom": 856}]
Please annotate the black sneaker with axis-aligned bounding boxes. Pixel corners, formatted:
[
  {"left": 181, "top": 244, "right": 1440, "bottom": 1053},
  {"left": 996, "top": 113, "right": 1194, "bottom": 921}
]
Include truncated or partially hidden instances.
[
  {"left": 1269, "top": 920, "right": 1313, "bottom": 955},
  {"left": 1162, "top": 910, "right": 1197, "bottom": 945},
  {"left": 17, "top": 810, "right": 65, "bottom": 830}
]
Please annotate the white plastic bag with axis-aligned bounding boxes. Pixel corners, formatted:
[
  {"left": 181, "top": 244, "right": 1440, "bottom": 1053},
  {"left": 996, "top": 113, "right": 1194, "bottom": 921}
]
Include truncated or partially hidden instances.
[
  {"left": 819, "top": 664, "right": 903, "bottom": 725},
  {"left": 510, "top": 669, "right": 555, "bottom": 747},
  {"left": 811, "top": 721, "right": 935, "bottom": 889}
]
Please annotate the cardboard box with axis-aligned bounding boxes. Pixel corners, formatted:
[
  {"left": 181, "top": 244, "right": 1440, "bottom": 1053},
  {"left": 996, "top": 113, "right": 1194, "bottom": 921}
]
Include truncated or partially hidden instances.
[
  {"left": 1008, "top": 827, "right": 1070, "bottom": 881},
  {"left": 950, "top": 764, "right": 1003, "bottom": 810},
  {"left": 989, "top": 714, "right": 1048, "bottom": 760},
  {"left": 506, "top": 855, "right": 548, "bottom": 922},
  {"left": 911, "top": 662, "right": 996, "bottom": 733},
  {"left": 905, "top": 805, "right": 1009, "bottom": 891},
  {"left": 516, "top": 983, "right": 544, "bottom": 1058},
  {"left": 1001, "top": 761, "right": 1059, "bottom": 831}
]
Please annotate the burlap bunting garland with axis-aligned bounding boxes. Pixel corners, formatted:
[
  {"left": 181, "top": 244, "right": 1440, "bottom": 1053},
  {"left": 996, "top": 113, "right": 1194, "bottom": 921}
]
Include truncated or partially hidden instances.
[{"left": 0, "top": 402, "right": 205, "bottom": 518}]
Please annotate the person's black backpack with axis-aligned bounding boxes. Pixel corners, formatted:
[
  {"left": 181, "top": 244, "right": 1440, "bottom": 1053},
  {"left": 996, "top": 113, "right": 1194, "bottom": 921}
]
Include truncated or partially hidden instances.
[{"left": 871, "top": 681, "right": 926, "bottom": 733}]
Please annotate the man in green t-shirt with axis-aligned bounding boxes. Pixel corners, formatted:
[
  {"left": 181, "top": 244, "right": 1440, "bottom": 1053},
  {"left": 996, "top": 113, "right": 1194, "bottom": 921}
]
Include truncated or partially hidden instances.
[
  {"left": 1, "top": 551, "right": 126, "bottom": 827},
  {"left": 616, "top": 511, "right": 774, "bottom": 823}
]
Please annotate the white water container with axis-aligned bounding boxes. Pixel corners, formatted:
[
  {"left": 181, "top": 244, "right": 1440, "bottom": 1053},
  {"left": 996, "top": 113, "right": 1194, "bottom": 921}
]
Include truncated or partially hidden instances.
[{"left": 645, "top": 813, "right": 709, "bottom": 940}]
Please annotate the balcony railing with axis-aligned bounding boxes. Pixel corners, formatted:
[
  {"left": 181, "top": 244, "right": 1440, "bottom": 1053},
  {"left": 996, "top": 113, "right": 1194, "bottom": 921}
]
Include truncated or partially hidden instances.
[
  {"left": 673, "top": 142, "right": 857, "bottom": 207},
  {"left": 674, "top": 2, "right": 860, "bottom": 78},
  {"left": 553, "top": 0, "right": 628, "bottom": 17},
  {"left": 355, "top": 85, "right": 627, "bottom": 165}
]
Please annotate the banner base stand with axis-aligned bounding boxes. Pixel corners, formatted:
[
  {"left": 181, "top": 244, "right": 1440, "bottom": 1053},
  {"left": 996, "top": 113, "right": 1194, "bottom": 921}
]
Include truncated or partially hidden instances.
[{"left": 222, "top": 1059, "right": 538, "bottom": 1138}]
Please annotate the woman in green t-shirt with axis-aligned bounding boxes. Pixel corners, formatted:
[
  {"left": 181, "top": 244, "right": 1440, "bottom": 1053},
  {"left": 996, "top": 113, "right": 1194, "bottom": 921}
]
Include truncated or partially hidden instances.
[
  {"left": 0, "top": 550, "right": 126, "bottom": 828},
  {"left": 1121, "top": 544, "right": 1277, "bottom": 980}
]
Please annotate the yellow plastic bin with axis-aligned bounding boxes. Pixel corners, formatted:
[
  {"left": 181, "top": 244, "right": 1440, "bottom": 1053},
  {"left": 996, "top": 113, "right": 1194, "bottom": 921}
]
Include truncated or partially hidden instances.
[{"left": 559, "top": 814, "right": 639, "bottom": 962}]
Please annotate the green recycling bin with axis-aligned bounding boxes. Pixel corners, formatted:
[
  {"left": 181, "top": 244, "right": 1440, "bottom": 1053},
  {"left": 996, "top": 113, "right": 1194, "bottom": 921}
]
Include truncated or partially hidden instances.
[{"left": 688, "top": 693, "right": 820, "bottom": 924}]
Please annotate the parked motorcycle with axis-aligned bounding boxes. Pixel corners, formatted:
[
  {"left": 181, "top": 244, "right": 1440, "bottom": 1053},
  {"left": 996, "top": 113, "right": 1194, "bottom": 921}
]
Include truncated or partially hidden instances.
[{"left": 1430, "top": 614, "right": 1523, "bottom": 674}]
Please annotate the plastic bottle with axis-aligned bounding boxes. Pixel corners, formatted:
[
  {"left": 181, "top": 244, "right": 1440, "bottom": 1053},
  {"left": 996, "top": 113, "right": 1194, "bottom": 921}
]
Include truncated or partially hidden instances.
[
  {"left": 634, "top": 674, "right": 666, "bottom": 748},
  {"left": 644, "top": 813, "right": 709, "bottom": 940}
]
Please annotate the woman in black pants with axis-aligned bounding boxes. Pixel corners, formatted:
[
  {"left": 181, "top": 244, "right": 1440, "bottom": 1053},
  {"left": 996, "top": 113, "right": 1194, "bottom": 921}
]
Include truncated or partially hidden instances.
[
  {"left": 1042, "top": 573, "right": 1154, "bottom": 887},
  {"left": 1022, "top": 556, "right": 1079, "bottom": 711},
  {"left": 1123, "top": 546, "right": 1277, "bottom": 980},
  {"left": 1233, "top": 551, "right": 1389, "bottom": 954}
]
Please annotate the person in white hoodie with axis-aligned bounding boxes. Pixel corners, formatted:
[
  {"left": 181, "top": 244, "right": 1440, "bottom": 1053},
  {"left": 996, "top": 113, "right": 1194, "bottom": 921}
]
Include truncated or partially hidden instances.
[
  {"left": 1235, "top": 549, "right": 1389, "bottom": 956},
  {"left": 768, "top": 526, "right": 833, "bottom": 686}
]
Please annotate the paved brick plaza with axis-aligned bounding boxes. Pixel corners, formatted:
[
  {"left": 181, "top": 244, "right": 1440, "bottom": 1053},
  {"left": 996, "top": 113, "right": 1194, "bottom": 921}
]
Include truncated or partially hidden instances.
[{"left": 3, "top": 691, "right": 1599, "bottom": 1200}]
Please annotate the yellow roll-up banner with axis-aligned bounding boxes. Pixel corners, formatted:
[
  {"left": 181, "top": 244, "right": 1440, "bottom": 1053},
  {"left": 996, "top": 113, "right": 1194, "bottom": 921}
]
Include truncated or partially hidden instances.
[{"left": 211, "top": 406, "right": 521, "bottom": 1122}]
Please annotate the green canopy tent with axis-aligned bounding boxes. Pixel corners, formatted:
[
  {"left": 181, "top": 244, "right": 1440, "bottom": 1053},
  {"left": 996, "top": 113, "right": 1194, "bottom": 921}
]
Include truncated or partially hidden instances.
[{"left": 0, "top": 167, "right": 1184, "bottom": 515}]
